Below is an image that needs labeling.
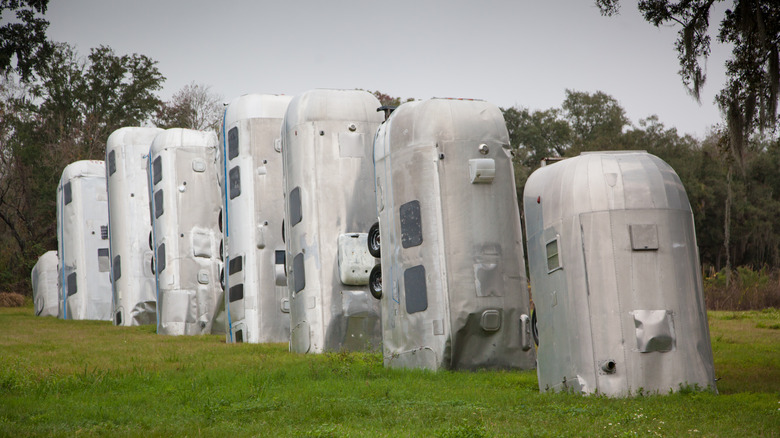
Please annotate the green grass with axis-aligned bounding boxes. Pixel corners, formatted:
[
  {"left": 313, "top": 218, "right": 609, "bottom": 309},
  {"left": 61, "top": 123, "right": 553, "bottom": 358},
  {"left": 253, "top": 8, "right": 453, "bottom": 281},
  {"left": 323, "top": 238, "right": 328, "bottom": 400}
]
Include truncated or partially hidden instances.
[{"left": 1, "top": 305, "right": 778, "bottom": 437}]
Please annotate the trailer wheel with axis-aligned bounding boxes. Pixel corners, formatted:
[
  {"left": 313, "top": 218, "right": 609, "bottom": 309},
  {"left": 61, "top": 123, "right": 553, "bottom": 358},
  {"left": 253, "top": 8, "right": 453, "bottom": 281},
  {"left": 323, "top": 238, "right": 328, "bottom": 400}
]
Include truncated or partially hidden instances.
[
  {"left": 148, "top": 232, "right": 153, "bottom": 251},
  {"left": 531, "top": 308, "right": 539, "bottom": 347},
  {"left": 369, "top": 264, "right": 382, "bottom": 299},
  {"left": 218, "top": 209, "right": 223, "bottom": 233},
  {"left": 368, "top": 222, "right": 380, "bottom": 258},
  {"left": 219, "top": 240, "right": 224, "bottom": 261}
]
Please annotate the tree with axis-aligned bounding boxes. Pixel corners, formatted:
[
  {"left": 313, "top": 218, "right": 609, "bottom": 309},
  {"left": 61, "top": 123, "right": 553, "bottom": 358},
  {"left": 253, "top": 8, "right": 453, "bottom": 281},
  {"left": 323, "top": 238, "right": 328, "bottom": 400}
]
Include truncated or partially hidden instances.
[
  {"left": 502, "top": 106, "right": 572, "bottom": 167},
  {"left": 156, "top": 81, "right": 224, "bottom": 133},
  {"left": 595, "top": 0, "right": 780, "bottom": 171},
  {"left": 561, "top": 89, "right": 630, "bottom": 151},
  {"left": 0, "top": 43, "right": 165, "bottom": 294},
  {"left": 0, "top": 0, "right": 52, "bottom": 81}
]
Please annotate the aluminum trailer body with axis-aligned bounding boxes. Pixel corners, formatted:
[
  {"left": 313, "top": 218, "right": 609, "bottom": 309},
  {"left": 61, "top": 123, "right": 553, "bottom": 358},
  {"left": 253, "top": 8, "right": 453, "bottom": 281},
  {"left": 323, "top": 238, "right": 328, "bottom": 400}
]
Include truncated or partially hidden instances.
[
  {"left": 56, "top": 160, "right": 111, "bottom": 320},
  {"left": 31, "top": 250, "right": 59, "bottom": 317},
  {"left": 148, "top": 128, "right": 225, "bottom": 335},
  {"left": 220, "top": 94, "right": 292, "bottom": 343},
  {"left": 523, "top": 151, "right": 716, "bottom": 396},
  {"left": 281, "top": 89, "right": 383, "bottom": 353},
  {"left": 373, "top": 98, "right": 535, "bottom": 370},
  {"left": 106, "top": 127, "right": 163, "bottom": 326}
]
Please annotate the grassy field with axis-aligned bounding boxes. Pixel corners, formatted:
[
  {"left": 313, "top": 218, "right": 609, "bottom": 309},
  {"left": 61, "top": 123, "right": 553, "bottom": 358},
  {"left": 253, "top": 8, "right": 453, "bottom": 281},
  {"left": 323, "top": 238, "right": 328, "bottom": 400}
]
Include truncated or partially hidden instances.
[{"left": 1, "top": 304, "right": 778, "bottom": 437}]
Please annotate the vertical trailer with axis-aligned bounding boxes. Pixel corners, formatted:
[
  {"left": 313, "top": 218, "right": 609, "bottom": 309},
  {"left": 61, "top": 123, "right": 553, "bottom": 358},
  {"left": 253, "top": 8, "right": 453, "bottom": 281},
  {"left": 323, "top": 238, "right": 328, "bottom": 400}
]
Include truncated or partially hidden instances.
[
  {"left": 281, "top": 89, "right": 383, "bottom": 353},
  {"left": 148, "top": 128, "right": 225, "bottom": 335},
  {"left": 523, "top": 151, "right": 716, "bottom": 396},
  {"left": 106, "top": 127, "right": 163, "bottom": 326},
  {"left": 31, "top": 250, "right": 59, "bottom": 317},
  {"left": 220, "top": 94, "right": 292, "bottom": 343},
  {"left": 373, "top": 98, "right": 536, "bottom": 370},
  {"left": 57, "top": 160, "right": 111, "bottom": 320}
]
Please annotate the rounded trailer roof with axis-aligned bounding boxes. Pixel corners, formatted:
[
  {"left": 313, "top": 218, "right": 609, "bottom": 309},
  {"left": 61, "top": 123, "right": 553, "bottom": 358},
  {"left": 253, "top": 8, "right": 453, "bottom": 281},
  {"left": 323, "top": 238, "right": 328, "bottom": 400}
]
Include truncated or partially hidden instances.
[
  {"left": 523, "top": 151, "right": 691, "bottom": 228},
  {"left": 382, "top": 98, "right": 508, "bottom": 153},
  {"left": 149, "top": 128, "right": 218, "bottom": 156},
  {"left": 60, "top": 160, "right": 106, "bottom": 183},
  {"left": 106, "top": 127, "right": 164, "bottom": 155},
  {"left": 283, "top": 89, "right": 384, "bottom": 127},
  {"left": 223, "top": 94, "right": 292, "bottom": 125}
]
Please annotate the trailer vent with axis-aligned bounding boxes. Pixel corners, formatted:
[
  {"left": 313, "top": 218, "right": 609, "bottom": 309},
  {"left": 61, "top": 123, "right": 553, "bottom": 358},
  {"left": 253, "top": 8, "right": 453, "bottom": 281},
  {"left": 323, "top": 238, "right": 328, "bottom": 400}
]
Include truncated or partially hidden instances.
[{"left": 101, "top": 225, "right": 108, "bottom": 240}]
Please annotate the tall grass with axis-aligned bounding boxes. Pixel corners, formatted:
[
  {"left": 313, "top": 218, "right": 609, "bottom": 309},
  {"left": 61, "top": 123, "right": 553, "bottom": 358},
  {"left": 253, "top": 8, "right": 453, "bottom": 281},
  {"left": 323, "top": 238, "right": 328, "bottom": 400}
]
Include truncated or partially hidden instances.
[
  {"left": 1, "top": 304, "right": 778, "bottom": 437},
  {"left": 704, "top": 266, "right": 780, "bottom": 310}
]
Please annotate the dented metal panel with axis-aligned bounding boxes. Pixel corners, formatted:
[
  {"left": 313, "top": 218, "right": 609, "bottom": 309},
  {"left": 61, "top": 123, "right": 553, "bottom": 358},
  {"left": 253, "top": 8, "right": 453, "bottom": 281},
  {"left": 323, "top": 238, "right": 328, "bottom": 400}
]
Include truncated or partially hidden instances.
[
  {"left": 219, "top": 94, "right": 292, "bottom": 344},
  {"left": 31, "top": 251, "right": 59, "bottom": 317},
  {"left": 106, "top": 127, "right": 162, "bottom": 326},
  {"left": 56, "top": 160, "right": 112, "bottom": 320},
  {"left": 281, "top": 89, "right": 383, "bottom": 353},
  {"left": 523, "top": 151, "right": 716, "bottom": 396},
  {"left": 374, "top": 98, "right": 536, "bottom": 370},
  {"left": 148, "top": 129, "right": 225, "bottom": 335}
]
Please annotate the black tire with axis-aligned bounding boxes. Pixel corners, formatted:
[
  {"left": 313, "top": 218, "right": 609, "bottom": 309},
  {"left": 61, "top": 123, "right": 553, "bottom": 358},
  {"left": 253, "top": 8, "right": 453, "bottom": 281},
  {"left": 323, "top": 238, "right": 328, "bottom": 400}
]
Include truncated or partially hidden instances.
[
  {"left": 531, "top": 307, "right": 539, "bottom": 347},
  {"left": 148, "top": 231, "right": 153, "bottom": 251},
  {"left": 369, "top": 264, "right": 382, "bottom": 299},
  {"left": 218, "top": 209, "right": 223, "bottom": 233},
  {"left": 368, "top": 221, "right": 380, "bottom": 258},
  {"left": 219, "top": 240, "right": 224, "bottom": 261}
]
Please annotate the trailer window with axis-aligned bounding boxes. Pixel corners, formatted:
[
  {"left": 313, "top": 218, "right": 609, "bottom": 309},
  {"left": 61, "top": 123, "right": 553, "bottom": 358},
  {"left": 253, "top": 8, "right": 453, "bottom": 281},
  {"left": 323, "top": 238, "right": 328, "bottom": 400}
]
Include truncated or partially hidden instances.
[
  {"left": 63, "top": 182, "right": 72, "bottom": 205},
  {"left": 113, "top": 255, "right": 121, "bottom": 281},
  {"left": 67, "top": 272, "right": 77, "bottom": 296},
  {"left": 229, "top": 165, "right": 241, "bottom": 199},
  {"left": 157, "top": 243, "right": 166, "bottom": 273},
  {"left": 404, "top": 264, "right": 428, "bottom": 314},
  {"left": 229, "top": 255, "right": 243, "bottom": 274},
  {"left": 154, "top": 189, "right": 164, "bottom": 218},
  {"left": 290, "top": 187, "right": 302, "bottom": 227},
  {"left": 400, "top": 200, "right": 423, "bottom": 248},
  {"left": 293, "top": 252, "right": 305, "bottom": 293},
  {"left": 228, "top": 127, "right": 239, "bottom": 160},
  {"left": 546, "top": 238, "right": 561, "bottom": 273},
  {"left": 108, "top": 150, "right": 116, "bottom": 176},
  {"left": 152, "top": 156, "right": 162, "bottom": 185},
  {"left": 229, "top": 283, "right": 244, "bottom": 302},
  {"left": 98, "top": 248, "right": 110, "bottom": 272}
]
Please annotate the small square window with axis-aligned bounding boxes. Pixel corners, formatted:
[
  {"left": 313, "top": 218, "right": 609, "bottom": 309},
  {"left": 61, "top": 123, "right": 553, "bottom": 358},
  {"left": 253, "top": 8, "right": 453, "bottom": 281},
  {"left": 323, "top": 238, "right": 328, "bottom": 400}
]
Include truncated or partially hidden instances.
[
  {"left": 546, "top": 238, "right": 561, "bottom": 273},
  {"left": 152, "top": 156, "right": 162, "bottom": 185}
]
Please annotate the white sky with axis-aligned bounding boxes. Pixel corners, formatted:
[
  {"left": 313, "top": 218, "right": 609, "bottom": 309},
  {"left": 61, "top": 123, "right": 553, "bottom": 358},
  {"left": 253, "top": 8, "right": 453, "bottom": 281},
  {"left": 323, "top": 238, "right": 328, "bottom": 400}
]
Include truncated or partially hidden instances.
[{"left": 41, "top": 0, "right": 733, "bottom": 139}]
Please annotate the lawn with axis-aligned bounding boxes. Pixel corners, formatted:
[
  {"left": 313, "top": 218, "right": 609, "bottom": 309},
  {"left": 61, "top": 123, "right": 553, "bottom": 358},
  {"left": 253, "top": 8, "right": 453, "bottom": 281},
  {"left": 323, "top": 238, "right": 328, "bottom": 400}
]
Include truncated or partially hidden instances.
[{"left": 1, "top": 304, "right": 778, "bottom": 437}]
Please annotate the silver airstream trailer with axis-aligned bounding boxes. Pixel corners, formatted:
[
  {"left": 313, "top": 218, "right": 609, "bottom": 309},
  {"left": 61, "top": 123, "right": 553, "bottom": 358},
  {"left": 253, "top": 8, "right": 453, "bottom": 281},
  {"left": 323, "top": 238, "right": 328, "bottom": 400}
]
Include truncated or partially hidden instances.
[
  {"left": 31, "top": 250, "right": 59, "bottom": 317},
  {"left": 523, "top": 151, "right": 716, "bottom": 396},
  {"left": 57, "top": 160, "right": 111, "bottom": 320},
  {"left": 106, "top": 127, "right": 163, "bottom": 326},
  {"left": 281, "top": 89, "right": 384, "bottom": 353},
  {"left": 220, "top": 94, "right": 292, "bottom": 343},
  {"left": 373, "top": 98, "right": 536, "bottom": 370},
  {"left": 148, "top": 128, "right": 225, "bottom": 335}
]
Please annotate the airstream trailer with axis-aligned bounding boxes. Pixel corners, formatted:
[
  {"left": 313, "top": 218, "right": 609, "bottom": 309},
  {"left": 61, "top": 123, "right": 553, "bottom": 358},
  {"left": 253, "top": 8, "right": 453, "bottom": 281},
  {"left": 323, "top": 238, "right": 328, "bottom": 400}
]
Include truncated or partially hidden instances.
[
  {"left": 281, "top": 89, "right": 383, "bottom": 353},
  {"left": 31, "top": 250, "right": 59, "bottom": 317},
  {"left": 106, "top": 127, "right": 163, "bottom": 326},
  {"left": 220, "top": 94, "right": 292, "bottom": 343},
  {"left": 373, "top": 98, "right": 536, "bottom": 370},
  {"left": 148, "top": 128, "right": 225, "bottom": 335},
  {"left": 523, "top": 151, "right": 716, "bottom": 396},
  {"left": 57, "top": 160, "right": 111, "bottom": 320}
]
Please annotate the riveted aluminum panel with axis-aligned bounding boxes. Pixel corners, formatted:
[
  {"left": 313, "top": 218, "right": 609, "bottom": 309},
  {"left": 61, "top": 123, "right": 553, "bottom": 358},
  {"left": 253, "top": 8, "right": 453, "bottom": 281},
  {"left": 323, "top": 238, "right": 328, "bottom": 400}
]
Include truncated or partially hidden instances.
[
  {"left": 282, "top": 89, "right": 383, "bottom": 353},
  {"left": 106, "top": 127, "right": 162, "bottom": 326},
  {"left": 374, "top": 98, "right": 535, "bottom": 371},
  {"left": 219, "top": 94, "right": 292, "bottom": 344},
  {"left": 31, "top": 251, "right": 59, "bottom": 317},
  {"left": 149, "top": 129, "right": 225, "bottom": 335},
  {"left": 57, "top": 160, "right": 111, "bottom": 320},
  {"left": 523, "top": 151, "right": 716, "bottom": 396}
]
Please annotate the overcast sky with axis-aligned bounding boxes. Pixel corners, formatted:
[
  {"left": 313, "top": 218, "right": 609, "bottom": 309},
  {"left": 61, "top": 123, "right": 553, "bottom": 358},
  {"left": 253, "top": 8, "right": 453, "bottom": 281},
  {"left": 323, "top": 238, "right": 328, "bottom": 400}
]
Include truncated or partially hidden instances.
[{"left": 42, "top": 0, "right": 733, "bottom": 139}]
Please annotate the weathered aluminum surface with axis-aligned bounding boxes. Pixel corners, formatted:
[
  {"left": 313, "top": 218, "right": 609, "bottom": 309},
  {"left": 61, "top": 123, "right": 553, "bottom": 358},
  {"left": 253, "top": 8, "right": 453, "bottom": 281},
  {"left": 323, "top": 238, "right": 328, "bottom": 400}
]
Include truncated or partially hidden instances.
[
  {"left": 56, "top": 160, "right": 111, "bottom": 320},
  {"left": 31, "top": 251, "right": 59, "bottom": 317},
  {"left": 148, "top": 129, "right": 225, "bottom": 335},
  {"left": 220, "top": 94, "right": 292, "bottom": 343},
  {"left": 523, "top": 151, "right": 716, "bottom": 396},
  {"left": 374, "top": 98, "right": 536, "bottom": 370},
  {"left": 106, "top": 127, "right": 162, "bottom": 326},
  {"left": 281, "top": 89, "right": 383, "bottom": 353}
]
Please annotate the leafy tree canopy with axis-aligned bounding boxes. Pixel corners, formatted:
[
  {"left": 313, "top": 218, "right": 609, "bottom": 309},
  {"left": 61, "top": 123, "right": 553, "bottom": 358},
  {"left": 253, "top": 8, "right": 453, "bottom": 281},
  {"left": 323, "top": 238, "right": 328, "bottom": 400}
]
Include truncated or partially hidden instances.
[{"left": 0, "top": 0, "right": 51, "bottom": 81}]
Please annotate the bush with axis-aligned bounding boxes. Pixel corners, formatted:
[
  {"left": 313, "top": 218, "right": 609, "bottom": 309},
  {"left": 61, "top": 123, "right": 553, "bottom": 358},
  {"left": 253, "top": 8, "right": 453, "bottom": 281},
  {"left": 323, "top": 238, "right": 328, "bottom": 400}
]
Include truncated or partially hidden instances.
[{"left": 703, "top": 266, "right": 780, "bottom": 310}]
